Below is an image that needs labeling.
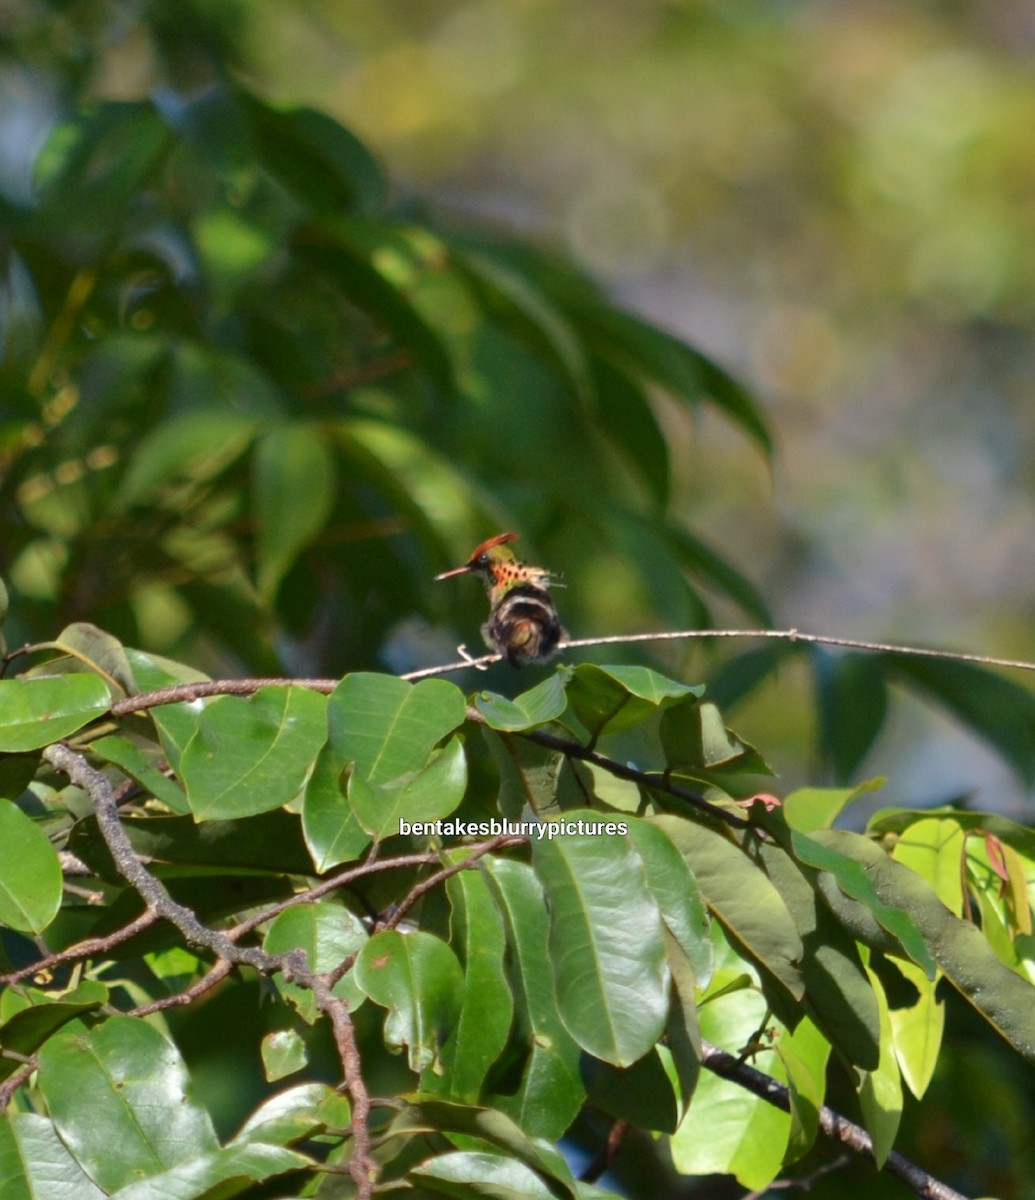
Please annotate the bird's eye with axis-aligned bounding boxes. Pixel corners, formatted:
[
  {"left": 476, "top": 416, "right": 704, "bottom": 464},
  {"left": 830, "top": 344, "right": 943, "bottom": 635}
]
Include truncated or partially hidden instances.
[{"left": 477, "top": 552, "right": 489, "bottom": 565}]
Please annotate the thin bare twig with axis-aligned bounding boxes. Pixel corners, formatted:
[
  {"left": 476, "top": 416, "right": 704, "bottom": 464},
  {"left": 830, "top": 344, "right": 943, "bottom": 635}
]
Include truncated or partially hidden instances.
[
  {"left": 580, "top": 1118, "right": 630, "bottom": 1184},
  {"left": 128, "top": 959, "right": 235, "bottom": 1016},
  {"left": 400, "top": 627, "right": 1035, "bottom": 681},
  {"left": 310, "top": 975, "right": 376, "bottom": 1199},
  {"left": 701, "top": 1040, "right": 969, "bottom": 1200},
  {"left": 0, "top": 1060, "right": 37, "bottom": 1111},
  {"left": 0, "top": 910, "right": 161, "bottom": 986}
]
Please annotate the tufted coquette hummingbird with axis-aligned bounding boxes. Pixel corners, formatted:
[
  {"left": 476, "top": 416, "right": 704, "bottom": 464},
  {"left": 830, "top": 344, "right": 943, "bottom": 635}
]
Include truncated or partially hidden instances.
[{"left": 435, "top": 532, "right": 566, "bottom": 666}]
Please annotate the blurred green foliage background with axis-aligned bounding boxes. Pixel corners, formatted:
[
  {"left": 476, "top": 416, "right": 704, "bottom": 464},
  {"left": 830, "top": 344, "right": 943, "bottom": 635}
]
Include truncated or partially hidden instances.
[{"left": 4, "top": 0, "right": 1035, "bottom": 813}]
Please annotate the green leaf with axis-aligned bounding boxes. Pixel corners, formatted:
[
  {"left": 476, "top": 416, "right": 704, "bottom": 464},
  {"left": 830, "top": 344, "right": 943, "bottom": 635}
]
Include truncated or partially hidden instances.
[
  {"left": 0, "top": 1112, "right": 106, "bottom": 1200},
  {"left": 389, "top": 1098, "right": 578, "bottom": 1197},
  {"left": 412, "top": 1150, "right": 560, "bottom": 1200},
  {"left": 565, "top": 663, "right": 702, "bottom": 741},
  {"left": 347, "top": 736, "right": 467, "bottom": 841},
  {"left": 0, "top": 982, "right": 108, "bottom": 1080},
  {"left": 0, "top": 675, "right": 110, "bottom": 751},
  {"left": 753, "top": 838, "right": 880, "bottom": 1071},
  {"left": 807, "top": 829, "right": 1035, "bottom": 1063},
  {"left": 107, "top": 1143, "right": 310, "bottom": 1200},
  {"left": 473, "top": 674, "right": 568, "bottom": 732},
  {"left": 231, "top": 1082, "right": 350, "bottom": 1147},
  {"left": 422, "top": 865, "right": 513, "bottom": 1103},
  {"left": 301, "top": 742, "right": 372, "bottom": 871},
  {"left": 263, "top": 902, "right": 367, "bottom": 1022},
  {"left": 791, "top": 830, "right": 936, "bottom": 976},
  {"left": 592, "top": 356, "right": 670, "bottom": 509},
  {"left": 36, "top": 1016, "right": 218, "bottom": 1193},
  {"left": 180, "top": 685, "right": 328, "bottom": 820},
  {"left": 354, "top": 930, "right": 464, "bottom": 1075},
  {"left": 328, "top": 673, "right": 467, "bottom": 783},
  {"left": 857, "top": 966, "right": 903, "bottom": 1168},
  {"left": 664, "top": 522, "right": 771, "bottom": 624},
  {"left": 671, "top": 984, "right": 787, "bottom": 1188},
  {"left": 654, "top": 815, "right": 804, "bottom": 1001},
  {"left": 624, "top": 818, "right": 713, "bottom": 988},
  {"left": 0, "top": 800, "right": 63, "bottom": 933},
  {"left": 775, "top": 1016, "right": 830, "bottom": 1164},
  {"left": 50, "top": 623, "right": 137, "bottom": 694},
  {"left": 783, "top": 782, "right": 884, "bottom": 833},
  {"left": 261, "top": 1029, "right": 308, "bottom": 1082},
  {"left": 888, "top": 957, "right": 944, "bottom": 1100},
  {"left": 481, "top": 728, "right": 568, "bottom": 821},
  {"left": 481, "top": 858, "right": 584, "bottom": 1138},
  {"left": 252, "top": 423, "right": 337, "bottom": 602},
  {"left": 92, "top": 735, "right": 189, "bottom": 814},
  {"left": 582, "top": 1048, "right": 679, "bottom": 1133},
  {"left": 661, "top": 699, "right": 772, "bottom": 777},
  {"left": 123, "top": 650, "right": 210, "bottom": 773},
  {"left": 883, "top": 655, "right": 1035, "bottom": 783},
  {"left": 890, "top": 817, "right": 965, "bottom": 916},
  {"left": 531, "top": 814, "right": 669, "bottom": 1065}
]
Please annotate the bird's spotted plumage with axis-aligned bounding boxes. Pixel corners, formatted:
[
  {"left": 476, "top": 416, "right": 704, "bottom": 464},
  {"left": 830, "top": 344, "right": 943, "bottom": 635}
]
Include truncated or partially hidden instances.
[{"left": 435, "top": 532, "right": 566, "bottom": 665}]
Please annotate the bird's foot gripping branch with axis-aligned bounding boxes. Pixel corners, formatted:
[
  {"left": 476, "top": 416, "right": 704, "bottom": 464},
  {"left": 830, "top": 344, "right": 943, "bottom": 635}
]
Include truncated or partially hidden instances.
[{"left": 0, "top": 623, "right": 1029, "bottom": 1200}]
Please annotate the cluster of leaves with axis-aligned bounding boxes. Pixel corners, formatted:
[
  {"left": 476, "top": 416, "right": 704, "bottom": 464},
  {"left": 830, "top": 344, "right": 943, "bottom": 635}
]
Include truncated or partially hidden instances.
[
  {"left": 2, "top": 621, "right": 1034, "bottom": 1198},
  {"left": 0, "top": 76, "right": 770, "bottom": 682}
]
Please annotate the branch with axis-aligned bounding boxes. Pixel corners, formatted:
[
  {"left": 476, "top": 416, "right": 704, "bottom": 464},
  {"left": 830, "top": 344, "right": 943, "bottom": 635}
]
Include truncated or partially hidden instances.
[
  {"left": 463, "top": 707, "right": 750, "bottom": 830},
  {"left": 0, "top": 909, "right": 161, "bottom": 986},
  {"left": 700, "top": 1040, "right": 969, "bottom": 1200},
  {"left": 42, "top": 744, "right": 289, "bottom": 976}
]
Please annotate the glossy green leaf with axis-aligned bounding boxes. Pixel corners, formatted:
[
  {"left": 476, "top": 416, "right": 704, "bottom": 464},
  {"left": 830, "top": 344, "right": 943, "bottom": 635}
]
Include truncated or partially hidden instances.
[
  {"left": 565, "top": 663, "right": 702, "bottom": 741},
  {"left": 0, "top": 982, "right": 108, "bottom": 1080},
  {"left": 888, "top": 958, "right": 944, "bottom": 1100},
  {"left": 252, "top": 423, "right": 337, "bottom": 601},
  {"left": 37, "top": 1016, "right": 218, "bottom": 1193},
  {"left": 776, "top": 1016, "right": 830, "bottom": 1164},
  {"left": 890, "top": 817, "right": 965, "bottom": 916},
  {"left": 231, "top": 1082, "right": 350, "bottom": 1147},
  {"left": 123, "top": 650, "right": 210, "bottom": 773},
  {"left": 531, "top": 814, "right": 669, "bottom": 1065},
  {"left": 473, "top": 674, "right": 568, "bottom": 732},
  {"left": 654, "top": 815, "right": 804, "bottom": 1000},
  {"left": 328, "top": 673, "right": 466, "bottom": 783},
  {"left": 857, "top": 966, "right": 903, "bottom": 1168},
  {"left": 783, "top": 782, "right": 884, "bottom": 833},
  {"left": 672, "top": 985, "right": 787, "bottom": 1188},
  {"left": 753, "top": 838, "right": 880, "bottom": 1070},
  {"left": 389, "top": 1098, "right": 578, "bottom": 1197},
  {"left": 792, "top": 829, "right": 936, "bottom": 976},
  {"left": 263, "top": 902, "right": 367, "bottom": 1022},
  {"left": 582, "top": 1048, "right": 678, "bottom": 1133},
  {"left": 0, "top": 1112, "right": 106, "bottom": 1200},
  {"left": 423, "top": 865, "right": 513, "bottom": 1102},
  {"left": 347, "top": 735, "right": 467, "bottom": 840},
  {"left": 0, "top": 800, "right": 63, "bottom": 933},
  {"left": 92, "top": 735, "right": 189, "bottom": 814},
  {"left": 661, "top": 699, "right": 772, "bottom": 776},
  {"left": 107, "top": 1142, "right": 309, "bottom": 1200},
  {"left": 354, "top": 930, "right": 464, "bottom": 1074},
  {"left": 412, "top": 1150, "right": 560, "bottom": 1200},
  {"left": 624, "top": 817, "right": 713, "bottom": 988},
  {"left": 180, "top": 685, "right": 327, "bottom": 820},
  {"left": 49, "top": 623, "right": 136, "bottom": 694},
  {"left": 302, "top": 741, "right": 372, "bottom": 871},
  {"left": 261, "top": 1029, "right": 307, "bottom": 1082},
  {"left": 807, "top": 829, "right": 1035, "bottom": 1062},
  {"left": 481, "top": 858, "right": 584, "bottom": 1138},
  {"left": 0, "top": 675, "right": 110, "bottom": 751},
  {"left": 482, "top": 728, "right": 568, "bottom": 821}
]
